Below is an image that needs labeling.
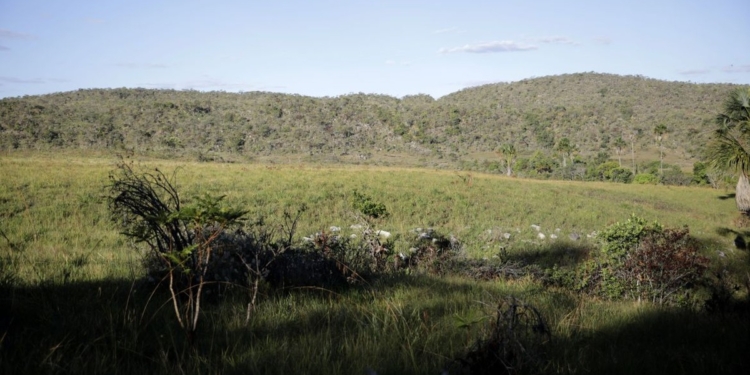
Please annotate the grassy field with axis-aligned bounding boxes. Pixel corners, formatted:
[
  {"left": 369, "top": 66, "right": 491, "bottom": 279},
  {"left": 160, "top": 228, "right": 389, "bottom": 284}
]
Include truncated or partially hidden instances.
[{"left": 1, "top": 154, "right": 748, "bottom": 374}]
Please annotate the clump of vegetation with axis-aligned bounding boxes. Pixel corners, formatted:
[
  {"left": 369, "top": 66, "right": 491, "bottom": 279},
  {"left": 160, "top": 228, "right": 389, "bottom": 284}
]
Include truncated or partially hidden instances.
[
  {"left": 569, "top": 215, "right": 710, "bottom": 304},
  {"left": 108, "top": 162, "right": 252, "bottom": 342},
  {"left": 458, "top": 297, "right": 550, "bottom": 375},
  {"left": 351, "top": 189, "right": 388, "bottom": 219}
]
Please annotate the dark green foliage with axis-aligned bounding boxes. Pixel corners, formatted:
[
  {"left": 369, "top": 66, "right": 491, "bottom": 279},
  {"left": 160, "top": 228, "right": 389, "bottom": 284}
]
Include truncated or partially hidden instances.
[
  {"left": 351, "top": 190, "right": 388, "bottom": 219},
  {"left": 599, "top": 215, "right": 663, "bottom": 260},
  {"left": 587, "top": 161, "right": 633, "bottom": 183},
  {"left": 692, "top": 161, "right": 710, "bottom": 185}
]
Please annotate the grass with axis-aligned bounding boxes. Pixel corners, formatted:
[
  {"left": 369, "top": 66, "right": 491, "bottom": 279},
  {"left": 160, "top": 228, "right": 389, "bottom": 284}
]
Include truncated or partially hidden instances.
[{"left": 1, "top": 154, "right": 748, "bottom": 374}]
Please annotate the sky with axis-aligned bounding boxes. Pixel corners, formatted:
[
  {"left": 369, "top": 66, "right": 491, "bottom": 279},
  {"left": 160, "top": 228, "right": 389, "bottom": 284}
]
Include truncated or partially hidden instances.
[{"left": 0, "top": 0, "right": 748, "bottom": 99}]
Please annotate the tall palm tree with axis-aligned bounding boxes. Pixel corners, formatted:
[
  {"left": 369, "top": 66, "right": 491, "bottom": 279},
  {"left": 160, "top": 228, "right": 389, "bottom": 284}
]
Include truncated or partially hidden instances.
[
  {"left": 653, "top": 124, "right": 668, "bottom": 176},
  {"left": 706, "top": 88, "right": 750, "bottom": 216},
  {"left": 497, "top": 143, "right": 517, "bottom": 176},
  {"left": 555, "top": 137, "right": 576, "bottom": 168},
  {"left": 614, "top": 136, "right": 627, "bottom": 167}
]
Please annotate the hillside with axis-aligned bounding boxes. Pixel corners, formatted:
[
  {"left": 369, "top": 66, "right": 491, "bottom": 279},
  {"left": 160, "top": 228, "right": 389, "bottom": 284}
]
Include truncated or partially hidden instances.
[{"left": 0, "top": 73, "right": 745, "bottom": 170}]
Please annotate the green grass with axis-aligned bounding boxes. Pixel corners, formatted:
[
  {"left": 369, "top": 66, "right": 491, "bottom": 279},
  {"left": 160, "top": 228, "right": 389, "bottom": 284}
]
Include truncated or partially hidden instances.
[{"left": 1, "top": 155, "right": 748, "bottom": 374}]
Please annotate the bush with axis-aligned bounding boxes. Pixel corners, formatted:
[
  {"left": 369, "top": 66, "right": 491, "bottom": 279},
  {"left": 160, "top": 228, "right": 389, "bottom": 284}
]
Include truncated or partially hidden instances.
[
  {"left": 633, "top": 173, "right": 658, "bottom": 184},
  {"left": 575, "top": 216, "right": 710, "bottom": 304},
  {"left": 621, "top": 228, "right": 709, "bottom": 304},
  {"left": 458, "top": 297, "right": 550, "bottom": 375},
  {"left": 351, "top": 190, "right": 388, "bottom": 219}
]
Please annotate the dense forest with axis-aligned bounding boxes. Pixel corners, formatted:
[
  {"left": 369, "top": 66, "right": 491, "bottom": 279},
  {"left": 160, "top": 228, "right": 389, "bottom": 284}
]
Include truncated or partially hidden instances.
[{"left": 0, "top": 72, "right": 745, "bottom": 180}]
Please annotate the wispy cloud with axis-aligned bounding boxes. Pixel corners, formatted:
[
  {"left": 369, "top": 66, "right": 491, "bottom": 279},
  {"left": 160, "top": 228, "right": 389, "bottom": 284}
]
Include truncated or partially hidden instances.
[
  {"left": 433, "top": 27, "right": 465, "bottom": 34},
  {"left": 534, "top": 36, "right": 578, "bottom": 45},
  {"left": 679, "top": 69, "right": 710, "bottom": 75},
  {"left": 439, "top": 41, "right": 537, "bottom": 54},
  {"left": 0, "top": 28, "right": 36, "bottom": 40},
  {"left": 0, "top": 45, "right": 9, "bottom": 51},
  {"left": 0, "top": 76, "right": 45, "bottom": 84},
  {"left": 592, "top": 37, "right": 612, "bottom": 45},
  {"left": 114, "top": 62, "right": 168, "bottom": 69},
  {"left": 85, "top": 18, "right": 106, "bottom": 24},
  {"left": 722, "top": 64, "right": 750, "bottom": 73}
]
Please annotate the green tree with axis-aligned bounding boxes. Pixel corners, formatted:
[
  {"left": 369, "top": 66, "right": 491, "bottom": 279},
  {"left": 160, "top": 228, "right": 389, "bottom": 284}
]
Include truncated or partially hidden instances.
[
  {"left": 555, "top": 137, "right": 577, "bottom": 167},
  {"left": 496, "top": 143, "right": 517, "bottom": 176},
  {"left": 653, "top": 124, "right": 668, "bottom": 176},
  {"left": 706, "top": 88, "right": 750, "bottom": 215}
]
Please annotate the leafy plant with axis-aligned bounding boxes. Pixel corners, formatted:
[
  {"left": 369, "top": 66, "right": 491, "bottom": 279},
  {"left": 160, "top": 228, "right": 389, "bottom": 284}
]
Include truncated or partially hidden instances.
[
  {"left": 108, "top": 162, "right": 247, "bottom": 344},
  {"left": 351, "top": 189, "right": 388, "bottom": 219}
]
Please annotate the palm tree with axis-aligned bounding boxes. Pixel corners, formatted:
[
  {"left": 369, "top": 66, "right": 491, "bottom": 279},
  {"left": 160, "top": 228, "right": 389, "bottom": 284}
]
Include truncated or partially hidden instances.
[
  {"left": 555, "top": 137, "right": 576, "bottom": 168},
  {"left": 653, "top": 124, "right": 668, "bottom": 176},
  {"left": 497, "top": 143, "right": 517, "bottom": 176},
  {"left": 613, "top": 136, "right": 627, "bottom": 167},
  {"left": 706, "top": 88, "right": 750, "bottom": 216}
]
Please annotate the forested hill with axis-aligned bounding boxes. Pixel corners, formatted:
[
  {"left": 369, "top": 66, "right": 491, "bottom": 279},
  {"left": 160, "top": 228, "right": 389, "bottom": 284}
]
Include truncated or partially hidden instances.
[{"left": 0, "top": 73, "right": 744, "bottom": 168}]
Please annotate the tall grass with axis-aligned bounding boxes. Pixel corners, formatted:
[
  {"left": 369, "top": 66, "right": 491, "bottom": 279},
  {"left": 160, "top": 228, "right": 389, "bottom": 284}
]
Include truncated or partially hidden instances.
[{"left": 1, "top": 155, "right": 748, "bottom": 374}]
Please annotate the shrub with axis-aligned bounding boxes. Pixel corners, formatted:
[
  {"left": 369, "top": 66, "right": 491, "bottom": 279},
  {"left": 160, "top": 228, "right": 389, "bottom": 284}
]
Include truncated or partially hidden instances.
[
  {"left": 108, "top": 162, "right": 257, "bottom": 342},
  {"left": 397, "top": 228, "right": 461, "bottom": 274},
  {"left": 351, "top": 190, "right": 388, "bottom": 219},
  {"left": 576, "top": 215, "right": 710, "bottom": 304},
  {"left": 599, "top": 215, "right": 662, "bottom": 260},
  {"left": 633, "top": 173, "right": 658, "bottom": 184},
  {"left": 458, "top": 297, "right": 550, "bottom": 375},
  {"left": 622, "top": 228, "right": 709, "bottom": 304}
]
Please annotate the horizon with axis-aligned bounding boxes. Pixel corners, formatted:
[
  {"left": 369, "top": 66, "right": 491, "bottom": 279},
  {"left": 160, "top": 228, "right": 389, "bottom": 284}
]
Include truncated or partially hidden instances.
[
  {"left": 1, "top": 0, "right": 749, "bottom": 100},
  {"left": 1, "top": 71, "right": 746, "bottom": 101}
]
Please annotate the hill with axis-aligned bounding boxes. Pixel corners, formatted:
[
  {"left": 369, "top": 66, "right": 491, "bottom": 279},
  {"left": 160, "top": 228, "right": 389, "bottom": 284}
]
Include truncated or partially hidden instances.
[{"left": 0, "top": 73, "right": 745, "bottom": 170}]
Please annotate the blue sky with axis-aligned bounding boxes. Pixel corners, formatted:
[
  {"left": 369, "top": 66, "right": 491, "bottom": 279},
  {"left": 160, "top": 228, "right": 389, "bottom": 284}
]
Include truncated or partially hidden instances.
[{"left": 1, "top": 0, "right": 748, "bottom": 99}]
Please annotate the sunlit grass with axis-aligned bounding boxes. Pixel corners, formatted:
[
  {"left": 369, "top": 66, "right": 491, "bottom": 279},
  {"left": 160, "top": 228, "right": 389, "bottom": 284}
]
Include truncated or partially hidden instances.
[{"left": 1, "top": 154, "right": 747, "bottom": 374}]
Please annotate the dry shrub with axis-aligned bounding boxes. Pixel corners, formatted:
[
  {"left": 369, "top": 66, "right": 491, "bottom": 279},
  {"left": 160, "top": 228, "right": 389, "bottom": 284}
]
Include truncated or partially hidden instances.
[
  {"left": 458, "top": 297, "right": 550, "bottom": 375},
  {"left": 622, "top": 227, "right": 710, "bottom": 304}
]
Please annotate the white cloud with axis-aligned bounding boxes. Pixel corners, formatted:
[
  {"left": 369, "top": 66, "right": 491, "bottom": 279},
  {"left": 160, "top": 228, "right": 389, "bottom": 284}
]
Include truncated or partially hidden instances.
[
  {"left": 86, "top": 18, "right": 105, "bottom": 24},
  {"left": 535, "top": 36, "right": 577, "bottom": 45},
  {"left": 679, "top": 69, "right": 710, "bottom": 75},
  {"left": 439, "top": 41, "right": 537, "bottom": 54},
  {"left": 0, "top": 45, "right": 9, "bottom": 51},
  {"left": 592, "top": 37, "right": 612, "bottom": 45},
  {"left": 722, "top": 65, "right": 750, "bottom": 73}
]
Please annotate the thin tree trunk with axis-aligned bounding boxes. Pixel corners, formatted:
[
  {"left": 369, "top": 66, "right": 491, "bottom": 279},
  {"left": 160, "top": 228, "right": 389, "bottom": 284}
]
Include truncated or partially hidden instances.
[
  {"left": 736, "top": 174, "right": 750, "bottom": 216},
  {"left": 506, "top": 160, "right": 512, "bottom": 176}
]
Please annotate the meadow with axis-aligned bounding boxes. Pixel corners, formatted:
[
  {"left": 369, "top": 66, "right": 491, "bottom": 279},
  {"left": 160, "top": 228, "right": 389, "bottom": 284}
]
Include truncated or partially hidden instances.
[{"left": 1, "top": 154, "right": 748, "bottom": 374}]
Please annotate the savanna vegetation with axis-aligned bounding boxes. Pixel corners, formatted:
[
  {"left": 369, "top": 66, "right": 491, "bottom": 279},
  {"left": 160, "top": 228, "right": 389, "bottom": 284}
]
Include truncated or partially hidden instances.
[
  {"left": 1, "top": 75, "right": 749, "bottom": 374},
  {"left": 0, "top": 73, "right": 745, "bottom": 183}
]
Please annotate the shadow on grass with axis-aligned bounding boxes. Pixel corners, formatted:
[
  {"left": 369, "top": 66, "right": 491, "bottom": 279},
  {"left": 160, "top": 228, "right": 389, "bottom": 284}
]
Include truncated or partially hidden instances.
[
  {"left": 501, "top": 240, "right": 594, "bottom": 269},
  {"left": 718, "top": 193, "right": 736, "bottom": 200},
  {"left": 2, "top": 270, "right": 749, "bottom": 375},
  {"left": 550, "top": 306, "right": 750, "bottom": 375}
]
